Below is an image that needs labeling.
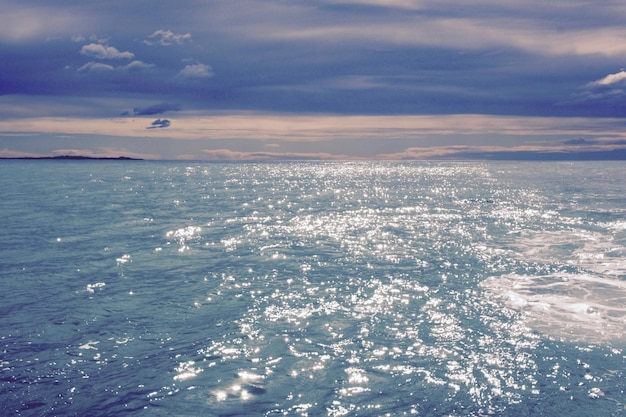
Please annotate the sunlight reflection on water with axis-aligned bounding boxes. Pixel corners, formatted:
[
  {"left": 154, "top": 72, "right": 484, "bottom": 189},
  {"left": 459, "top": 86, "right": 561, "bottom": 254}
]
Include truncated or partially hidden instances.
[{"left": 147, "top": 162, "right": 626, "bottom": 416}]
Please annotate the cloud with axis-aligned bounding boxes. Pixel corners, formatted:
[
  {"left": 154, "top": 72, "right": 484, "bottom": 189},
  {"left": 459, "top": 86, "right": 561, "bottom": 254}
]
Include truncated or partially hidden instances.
[
  {"left": 147, "top": 119, "right": 171, "bottom": 129},
  {"left": 51, "top": 147, "right": 158, "bottom": 159},
  {"left": 377, "top": 144, "right": 626, "bottom": 160},
  {"left": 575, "top": 69, "right": 626, "bottom": 102},
  {"left": 78, "top": 60, "right": 153, "bottom": 73},
  {"left": 145, "top": 30, "right": 192, "bottom": 46},
  {"left": 178, "top": 64, "right": 214, "bottom": 78},
  {"left": 80, "top": 43, "right": 134, "bottom": 60},
  {"left": 0, "top": 6, "right": 86, "bottom": 42},
  {"left": 201, "top": 149, "right": 351, "bottom": 161},
  {"left": 124, "top": 60, "right": 154, "bottom": 71},
  {"left": 250, "top": 9, "right": 626, "bottom": 57},
  {"left": 588, "top": 70, "right": 626, "bottom": 87},
  {"left": 6, "top": 113, "right": 626, "bottom": 142},
  {"left": 564, "top": 137, "right": 590, "bottom": 145},
  {"left": 0, "top": 148, "right": 47, "bottom": 158},
  {"left": 78, "top": 61, "right": 114, "bottom": 72},
  {"left": 2, "top": 111, "right": 626, "bottom": 160},
  {"left": 321, "top": 0, "right": 420, "bottom": 9},
  {"left": 132, "top": 103, "right": 181, "bottom": 116}
]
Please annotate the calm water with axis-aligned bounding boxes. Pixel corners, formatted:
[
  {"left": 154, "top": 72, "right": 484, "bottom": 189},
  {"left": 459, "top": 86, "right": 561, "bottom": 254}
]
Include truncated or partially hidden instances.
[{"left": 1, "top": 161, "right": 625, "bottom": 416}]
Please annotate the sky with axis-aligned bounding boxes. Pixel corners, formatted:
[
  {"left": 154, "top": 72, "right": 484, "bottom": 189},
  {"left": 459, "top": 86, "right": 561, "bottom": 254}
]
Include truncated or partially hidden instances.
[{"left": 1, "top": 0, "right": 626, "bottom": 160}]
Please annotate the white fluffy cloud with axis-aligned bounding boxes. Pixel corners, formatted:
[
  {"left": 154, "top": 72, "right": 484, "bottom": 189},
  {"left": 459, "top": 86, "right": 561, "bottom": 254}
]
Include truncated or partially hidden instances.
[
  {"left": 145, "top": 30, "right": 192, "bottom": 46},
  {"left": 80, "top": 43, "right": 134, "bottom": 60},
  {"left": 78, "top": 61, "right": 114, "bottom": 72},
  {"left": 77, "top": 60, "right": 153, "bottom": 73},
  {"left": 588, "top": 70, "right": 626, "bottom": 87},
  {"left": 178, "top": 63, "right": 214, "bottom": 78},
  {"left": 124, "top": 60, "right": 154, "bottom": 71}
]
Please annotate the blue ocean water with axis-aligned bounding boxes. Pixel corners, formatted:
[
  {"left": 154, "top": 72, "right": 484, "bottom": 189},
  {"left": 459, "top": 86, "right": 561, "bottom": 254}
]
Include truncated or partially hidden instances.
[{"left": 1, "top": 160, "right": 625, "bottom": 416}]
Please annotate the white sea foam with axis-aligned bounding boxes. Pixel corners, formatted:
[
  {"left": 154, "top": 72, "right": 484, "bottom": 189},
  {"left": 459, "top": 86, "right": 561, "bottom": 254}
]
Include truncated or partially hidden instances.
[
  {"left": 502, "top": 228, "right": 626, "bottom": 277},
  {"left": 483, "top": 220, "right": 626, "bottom": 345},
  {"left": 481, "top": 273, "right": 626, "bottom": 344}
]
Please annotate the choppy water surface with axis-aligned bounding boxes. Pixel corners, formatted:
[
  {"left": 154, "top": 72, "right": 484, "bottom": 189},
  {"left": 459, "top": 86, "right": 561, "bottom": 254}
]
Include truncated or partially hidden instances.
[{"left": 1, "top": 161, "right": 625, "bottom": 416}]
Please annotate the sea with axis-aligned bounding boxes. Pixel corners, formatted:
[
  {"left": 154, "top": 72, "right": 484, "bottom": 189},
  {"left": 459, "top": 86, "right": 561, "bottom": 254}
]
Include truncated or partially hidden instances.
[{"left": 1, "top": 160, "right": 625, "bottom": 417}]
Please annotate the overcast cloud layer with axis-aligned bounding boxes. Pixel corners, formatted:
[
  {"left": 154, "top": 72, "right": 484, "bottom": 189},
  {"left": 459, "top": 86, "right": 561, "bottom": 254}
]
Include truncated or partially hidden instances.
[{"left": 1, "top": 0, "right": 626, "bottom": 160}]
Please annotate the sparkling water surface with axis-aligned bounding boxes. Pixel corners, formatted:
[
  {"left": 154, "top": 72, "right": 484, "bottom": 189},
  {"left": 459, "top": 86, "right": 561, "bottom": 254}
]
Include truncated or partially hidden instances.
[{"left": 1, "top": 161, "right": 625, "bottom": 416}]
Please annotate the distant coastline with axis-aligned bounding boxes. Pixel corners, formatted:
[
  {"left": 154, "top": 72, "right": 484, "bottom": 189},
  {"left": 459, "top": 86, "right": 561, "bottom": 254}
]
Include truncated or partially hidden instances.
[{"left": 0, "top": 155, "right": 143, "bottom": 161}]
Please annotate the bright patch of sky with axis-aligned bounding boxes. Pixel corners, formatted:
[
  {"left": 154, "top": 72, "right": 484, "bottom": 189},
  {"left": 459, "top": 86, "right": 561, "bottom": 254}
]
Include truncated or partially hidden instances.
[{"left": 1, "top": 0, "right": 626, "bottom": 159}]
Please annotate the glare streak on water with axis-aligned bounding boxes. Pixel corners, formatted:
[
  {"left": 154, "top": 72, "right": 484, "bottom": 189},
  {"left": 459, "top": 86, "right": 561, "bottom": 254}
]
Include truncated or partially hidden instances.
[{"left": 0, "top": 161, "right": 625, "bottom": 416}]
